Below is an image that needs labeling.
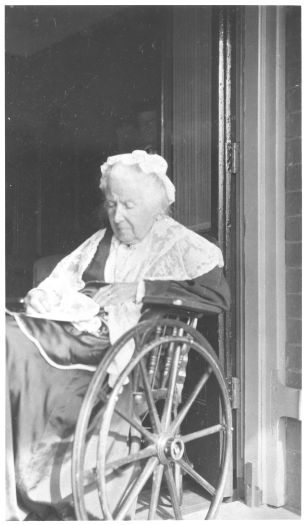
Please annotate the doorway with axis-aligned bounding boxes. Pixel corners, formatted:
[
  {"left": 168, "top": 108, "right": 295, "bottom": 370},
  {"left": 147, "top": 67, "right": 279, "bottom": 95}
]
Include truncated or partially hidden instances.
[{"left": 5, "top": 3, "right": 242, "bottom": 510}]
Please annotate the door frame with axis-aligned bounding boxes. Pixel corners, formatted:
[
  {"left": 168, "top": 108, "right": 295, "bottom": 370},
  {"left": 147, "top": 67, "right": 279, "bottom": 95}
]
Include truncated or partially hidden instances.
[
  {"left": 217, "top": 6, "right": 244, "bottom": 500},
  {"left": 241, "top": 5, "right": 300, "bottom": 506}
]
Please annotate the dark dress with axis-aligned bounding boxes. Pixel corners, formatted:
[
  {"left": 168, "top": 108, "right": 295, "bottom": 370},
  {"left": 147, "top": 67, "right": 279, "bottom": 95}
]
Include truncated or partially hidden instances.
[{"left": 6, "top": 231, "right": 230, "bottom": 520}]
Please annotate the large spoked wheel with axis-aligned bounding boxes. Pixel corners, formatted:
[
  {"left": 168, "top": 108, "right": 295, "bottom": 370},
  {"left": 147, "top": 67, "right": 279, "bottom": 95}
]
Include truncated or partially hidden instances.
[{"left": 72, "top": 319, "right": 232, "bottom": 520}]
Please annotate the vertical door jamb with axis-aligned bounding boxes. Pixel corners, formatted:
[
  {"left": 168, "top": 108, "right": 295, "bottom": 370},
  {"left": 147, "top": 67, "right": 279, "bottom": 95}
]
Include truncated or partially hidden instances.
[
  {"left": 243, "top": 6, "right": 300, "bottom": 507},
  {"left": 218, "top": 6, "right": 237, "bottom": 498}
]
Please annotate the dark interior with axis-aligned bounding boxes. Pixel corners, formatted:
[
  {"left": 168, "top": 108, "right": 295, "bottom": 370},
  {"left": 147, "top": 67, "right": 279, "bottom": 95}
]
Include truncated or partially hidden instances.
[{"left": 6, "top": 5, "right": 162, "bottom": 296}]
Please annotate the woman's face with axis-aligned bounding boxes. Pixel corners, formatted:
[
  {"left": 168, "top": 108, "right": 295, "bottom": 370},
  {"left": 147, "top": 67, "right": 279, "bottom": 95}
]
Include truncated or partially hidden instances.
[{"left": 104, "top": 164, "right": 159, "bottom": 244}]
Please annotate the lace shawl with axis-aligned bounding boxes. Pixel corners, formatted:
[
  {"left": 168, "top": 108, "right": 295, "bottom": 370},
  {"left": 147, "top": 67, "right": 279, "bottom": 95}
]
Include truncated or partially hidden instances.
[{"left": 36, "top": 216, "right": 224, "bottom": 381}]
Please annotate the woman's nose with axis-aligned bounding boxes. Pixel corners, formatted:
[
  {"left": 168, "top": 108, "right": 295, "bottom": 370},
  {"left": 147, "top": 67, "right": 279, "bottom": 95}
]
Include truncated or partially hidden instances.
[{"left": 113, "top": 203, "right": 125, "bottom": 223}]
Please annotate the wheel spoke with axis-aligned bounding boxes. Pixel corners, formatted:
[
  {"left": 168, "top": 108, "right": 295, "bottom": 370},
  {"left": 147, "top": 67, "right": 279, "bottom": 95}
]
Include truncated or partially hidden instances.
[
  {"left": 181, "top": 423, "right": 224, "bottom": 443},
  {"left": 139, "top": 358, "right": 162, "bottom": 432},
  {"left": 164, "top": 463, "right": 183, "bottom": 519},
  {"left": 115, "top": 457, "right": 158, "bottom": 520},
  {"left": 114, "top": 407, "right": 156, "bottom": 444},
  {"left": 161, "top": 345, "right": 182, "bottom": 430},
  {"left": 178, "top": 458, "right": 216, "bottom": 496},
  {"left": 150, "top": 345, "right": 162, "bottom": 387},
  {"left": 170, "top": 367, "right": 212, "bottom": 433},
  {"left": 148, "top": 463, "right": 164, "bottom": 520},
  {"left": 106, "top": 445, "right": 156, "bottom": 473},
  {"left": 174, "top": 463, "right": 183, "bottom": 505}
]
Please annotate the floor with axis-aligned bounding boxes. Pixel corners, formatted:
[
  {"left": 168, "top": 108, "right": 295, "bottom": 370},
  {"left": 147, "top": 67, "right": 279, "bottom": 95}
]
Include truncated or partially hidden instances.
[
  {"left": 186, "top": 500, "right": 300, "bottom": 520},
  {"left": 135, "top": 487, "right": 300, "bottom": 520},
  {"left": 18, "top": 481, "right": 301, "bottom": 520}
]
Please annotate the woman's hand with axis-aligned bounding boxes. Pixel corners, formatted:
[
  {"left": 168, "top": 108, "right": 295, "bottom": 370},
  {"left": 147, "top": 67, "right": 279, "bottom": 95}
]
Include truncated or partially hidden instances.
[
  {"left": 24, "top": 288, "right": 61, "bottom": 314},
  {"left": 93, "top": 283, "right": 138, "bottom": 307}
]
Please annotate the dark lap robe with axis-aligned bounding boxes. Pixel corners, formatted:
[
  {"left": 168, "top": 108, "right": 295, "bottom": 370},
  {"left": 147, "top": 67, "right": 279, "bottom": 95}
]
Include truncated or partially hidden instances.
[{"left": 6, "top": 314, "right": 140, "bottom": 520}]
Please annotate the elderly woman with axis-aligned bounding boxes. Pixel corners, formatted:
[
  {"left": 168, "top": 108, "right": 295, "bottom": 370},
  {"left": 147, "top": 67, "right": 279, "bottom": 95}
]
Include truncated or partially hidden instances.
[{"left": 6, "top": 150, "right": 230, "bottom": 520}]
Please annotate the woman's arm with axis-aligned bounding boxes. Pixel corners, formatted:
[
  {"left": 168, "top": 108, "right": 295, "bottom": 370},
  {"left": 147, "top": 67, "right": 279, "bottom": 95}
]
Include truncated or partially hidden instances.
[
  {"left": 84, "top": 267, "right": 230, "bottom": 312},
  {"left": 142, "top": 266, "right": 230, "bottom": 312},
  {"left": 24, "top": 230, "right": 106, "bottom": 313}
]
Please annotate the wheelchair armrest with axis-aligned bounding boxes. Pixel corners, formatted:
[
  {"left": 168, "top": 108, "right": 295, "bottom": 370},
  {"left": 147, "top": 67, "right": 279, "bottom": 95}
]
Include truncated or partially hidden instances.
[{"left": 141, "top": 296, "right": 223, "bottom": 319}]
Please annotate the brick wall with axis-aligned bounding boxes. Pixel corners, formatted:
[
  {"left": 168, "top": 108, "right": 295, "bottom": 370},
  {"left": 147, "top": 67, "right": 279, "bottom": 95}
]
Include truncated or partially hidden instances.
[
  {"left": 285, "top": 6, "right": 301, "bottom": 389},
  {"left": 284, "top": 6, "right": 301, "bottom": 515}
]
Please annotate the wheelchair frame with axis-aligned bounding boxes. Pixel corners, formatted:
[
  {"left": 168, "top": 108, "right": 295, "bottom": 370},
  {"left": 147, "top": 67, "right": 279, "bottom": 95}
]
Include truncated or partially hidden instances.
[{"left": 72, "top": 304, "right": 233, "bottom": 520}]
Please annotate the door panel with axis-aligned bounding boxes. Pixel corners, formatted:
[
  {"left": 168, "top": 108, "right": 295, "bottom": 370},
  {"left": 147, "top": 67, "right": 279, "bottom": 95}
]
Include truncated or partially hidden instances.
[
  {"left": 172, "top": 7, "right": 212, "bottom": 231},
  {"left": 161, "top": 5, "right": 238, "bottom": 498}
]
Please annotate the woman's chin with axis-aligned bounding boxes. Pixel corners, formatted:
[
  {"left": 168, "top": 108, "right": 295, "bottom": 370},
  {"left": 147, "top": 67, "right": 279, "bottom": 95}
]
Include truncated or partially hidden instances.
[{"left": 115, "top": 231, "right": 135, "bottom": 245}]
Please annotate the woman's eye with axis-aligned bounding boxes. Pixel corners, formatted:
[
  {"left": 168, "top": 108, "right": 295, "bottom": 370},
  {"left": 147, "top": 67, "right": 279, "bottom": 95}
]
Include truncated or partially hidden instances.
[
  {"left": 125, "top": 202, "right": 135, "bottom": 210},
  {"left": 105, "top": 201, "right": 116, "bottom": 209}
]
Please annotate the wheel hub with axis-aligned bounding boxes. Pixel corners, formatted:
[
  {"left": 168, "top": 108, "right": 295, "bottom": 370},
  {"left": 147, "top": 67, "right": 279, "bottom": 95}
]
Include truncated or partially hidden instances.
[
  {"left": 156, "top": 434, "right": 185, "bottom": 464},
  {"left": 168, "top": 438, "right": 185, "bottom": 461}
]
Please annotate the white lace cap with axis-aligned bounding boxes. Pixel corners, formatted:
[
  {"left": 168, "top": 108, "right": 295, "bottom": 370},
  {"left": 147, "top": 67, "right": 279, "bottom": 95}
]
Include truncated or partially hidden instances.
[{"left": 100, "top": 150, "right": 175, "bottom": 204}]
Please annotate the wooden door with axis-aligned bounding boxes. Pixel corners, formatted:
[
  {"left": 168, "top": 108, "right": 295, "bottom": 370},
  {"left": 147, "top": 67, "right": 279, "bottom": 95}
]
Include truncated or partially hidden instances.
[{"left": 160, "top": 5, "right": 241, "bottom": 499}]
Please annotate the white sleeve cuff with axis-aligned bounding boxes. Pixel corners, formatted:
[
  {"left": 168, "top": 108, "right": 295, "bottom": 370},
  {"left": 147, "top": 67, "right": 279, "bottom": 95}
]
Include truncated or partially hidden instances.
[{"left": 135, "top": 280, "right": 145, "bottom": 303}]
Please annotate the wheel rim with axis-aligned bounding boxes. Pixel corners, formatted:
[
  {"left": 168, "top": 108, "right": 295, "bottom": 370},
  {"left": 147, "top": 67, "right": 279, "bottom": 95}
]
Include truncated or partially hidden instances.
[{"left": 72, "top": 320, "right": 232, "bottom": 521}]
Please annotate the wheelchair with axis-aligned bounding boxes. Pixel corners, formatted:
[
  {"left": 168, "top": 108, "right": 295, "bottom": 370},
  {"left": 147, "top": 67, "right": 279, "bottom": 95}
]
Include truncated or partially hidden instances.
[{"left": 71, "top": 299, "right": 233, "bottom": 520}]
